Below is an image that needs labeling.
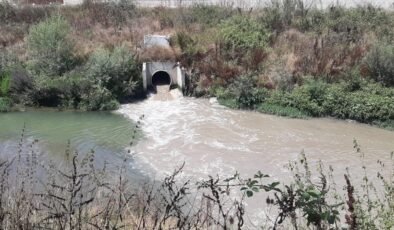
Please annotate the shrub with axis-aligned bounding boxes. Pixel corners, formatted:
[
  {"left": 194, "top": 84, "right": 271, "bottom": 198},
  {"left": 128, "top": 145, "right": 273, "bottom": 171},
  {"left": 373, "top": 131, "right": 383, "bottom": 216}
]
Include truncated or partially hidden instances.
[
  {"left": 8, "top": 67, "right": 34, "bottom": 105},
  {"left": 79, "top": 85, "right": 119, "bottom": 111},
  {"left": 217, "top": 74, "right": 269, "bottom": 109},
  {"left": 220, "top": 16, "right": 270, "bottom": 58},
  {"left": 345, "top": 91, "right": 394, "bottom": 123},
  {"left": 0, "top": 97, "right": 11, "bottom": 112},
  {"left": 82, "top": 0, "right": 136, "bottom": 27},
  {"left": 0, "top": 51, "right": 18, "bottom": 73},
  {"left": 27, "top": 15, "right": 76, "bottom": 77},
  {"left": 172, "top": 31, "right": 197, "bottom": 55},
  {"left": 363, "top": 43, "right": 394, "bottom": 86},
  {"left": 321, "top": 84, "right": 348, "bottom": 118},
  {"left": 275, "top": 79, "right": 329, "bottom": 117},
  {"left": 260, "top": 0, "right": 311, "bottom": 32},
  {"left": 0, "top": 1, "right": 14, "bottom": 24},
  {"left": 189, "top": 4, "right": 233, "bottom": 27},
  {"left": 0, "top": 71, "right": 10, "bottom": 97},
  {"left": 85, "top": 45, "right": 141, "bottom": 101}
]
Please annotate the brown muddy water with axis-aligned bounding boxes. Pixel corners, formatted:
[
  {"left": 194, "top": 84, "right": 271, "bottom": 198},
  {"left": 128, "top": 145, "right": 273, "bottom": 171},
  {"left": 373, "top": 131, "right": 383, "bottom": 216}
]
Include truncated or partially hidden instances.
[
  {"left": 0, "top": 88, "right": 393, "bottom": 227},
  {"left": 118, "top": 90, "right": 394, "bottom": 180},
  {"left": 118, "top": 88, "right": 394, "bottom": 226}
]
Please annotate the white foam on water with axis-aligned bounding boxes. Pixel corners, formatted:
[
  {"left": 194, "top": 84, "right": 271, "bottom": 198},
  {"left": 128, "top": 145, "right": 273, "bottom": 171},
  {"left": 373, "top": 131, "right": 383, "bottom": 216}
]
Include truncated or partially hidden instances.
[{"left": 117, "top": 90, "right": 394, "bottom": 227}]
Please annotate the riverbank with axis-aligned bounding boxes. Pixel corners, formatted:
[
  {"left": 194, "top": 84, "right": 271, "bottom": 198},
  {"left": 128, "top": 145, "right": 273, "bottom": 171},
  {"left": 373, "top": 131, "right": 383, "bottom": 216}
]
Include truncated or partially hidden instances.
[
  {"left": 1, "top": 1, "right": 393, "bottom": 127},
  {"left": 1, "top": 96, "right": 393, "bottom": 229},
  {"left": 215, "top": 77, "right": 394, "bottom": 130}
]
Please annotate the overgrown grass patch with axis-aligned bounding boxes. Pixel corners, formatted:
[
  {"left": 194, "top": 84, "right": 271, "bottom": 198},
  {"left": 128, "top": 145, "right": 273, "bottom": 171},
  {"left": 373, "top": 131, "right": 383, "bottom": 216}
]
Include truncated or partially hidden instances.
[
  {"left": 372, "top": 119, "right": 394, "bottom": 131},
  {"left": 257, "top": 103, "right": 308, "bottom": 119},
  {"left": 217, "top": 98, "right": 238, "bottom": 109}
]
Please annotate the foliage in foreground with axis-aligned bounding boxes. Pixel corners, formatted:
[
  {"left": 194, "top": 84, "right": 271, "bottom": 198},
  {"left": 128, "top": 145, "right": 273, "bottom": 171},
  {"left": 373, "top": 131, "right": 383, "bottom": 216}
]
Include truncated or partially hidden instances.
[{"left": 0, "top": 127, "right": 392, "bottom": 229}]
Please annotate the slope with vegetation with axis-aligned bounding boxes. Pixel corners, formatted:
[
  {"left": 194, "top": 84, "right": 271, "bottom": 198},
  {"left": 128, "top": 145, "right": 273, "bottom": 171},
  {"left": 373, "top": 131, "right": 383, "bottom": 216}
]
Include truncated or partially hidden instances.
[{"left": 0, "top": 0, "right": 393, "bottom": 128}]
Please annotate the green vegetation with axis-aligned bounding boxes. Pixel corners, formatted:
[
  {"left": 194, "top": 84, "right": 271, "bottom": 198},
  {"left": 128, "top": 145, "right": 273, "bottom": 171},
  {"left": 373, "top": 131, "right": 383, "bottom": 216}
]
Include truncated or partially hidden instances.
[
  {"left": 0, "top": 97, "right": 11, "bottom": 112},
  {"left": 363, "top": 42, "right": 394, "bottom": 87},
  {"left": 0, "top": 133, "right": 392, "bottom": 229},
  {"left": 220, "top": 16, "right": 270, "bottom": 59},
  {"left": 0, "top": 0, "right": 393, "bottom": 128},
  {"left": 27, "top": 15, "right": 76, "bottom": 77},
  {"left": 257, "top": 103, "right": 308, "bottom": 118},
  {"left": 217, "top": 76, "right": 394, "bottom": 127},
  {"left": 1, "top": 13, "right": 142, "bottom": 111},
  {"left": 0, "top": 71, "right": 11, "bottom": 112},
  {"left": 1, "top": 2, "right": 393, "bottom": 229}
]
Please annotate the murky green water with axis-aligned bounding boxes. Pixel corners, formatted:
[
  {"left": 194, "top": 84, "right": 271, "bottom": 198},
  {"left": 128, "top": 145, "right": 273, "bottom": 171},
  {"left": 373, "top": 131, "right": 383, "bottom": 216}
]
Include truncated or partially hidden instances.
[{"left": 0, "top": 109, "right": 138, "bottom": 160}]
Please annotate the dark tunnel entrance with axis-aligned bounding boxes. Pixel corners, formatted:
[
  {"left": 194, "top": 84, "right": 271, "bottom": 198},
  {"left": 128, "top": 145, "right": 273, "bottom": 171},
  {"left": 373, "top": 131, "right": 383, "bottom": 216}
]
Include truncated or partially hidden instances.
[{"left": 152, "top": 71, "right": 171, "bottom": 86}]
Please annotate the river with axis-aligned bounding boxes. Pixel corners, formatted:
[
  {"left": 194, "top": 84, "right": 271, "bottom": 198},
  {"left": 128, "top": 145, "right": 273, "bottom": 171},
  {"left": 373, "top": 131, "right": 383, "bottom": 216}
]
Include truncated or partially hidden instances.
[
  {"left": 118, "top": 90, "right": 394, "bottom": 180},
  {"left": 0, "top": 109, "right": 142, "bottom": 177},
  {"left": 1, "top": 91, "right": 393, "bottom": 226},
  {"left": 117, "top": 88, "right": 394, "bottom": 226}
]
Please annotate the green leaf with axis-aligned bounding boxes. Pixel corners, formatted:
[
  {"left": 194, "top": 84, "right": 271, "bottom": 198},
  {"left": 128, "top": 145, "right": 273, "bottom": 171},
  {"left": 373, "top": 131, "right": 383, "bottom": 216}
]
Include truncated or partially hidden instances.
[
  {"left": 307, "top": 190, "right": 321, "bottom": 198},
  {"left": 246, "top": 190, "right": 253, "bottom": 197}
]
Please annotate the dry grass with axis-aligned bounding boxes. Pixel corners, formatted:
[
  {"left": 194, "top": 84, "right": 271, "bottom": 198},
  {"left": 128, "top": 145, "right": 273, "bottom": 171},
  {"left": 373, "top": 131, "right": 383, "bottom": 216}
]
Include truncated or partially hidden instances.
[
  {"left": 1, "top": 2, "right": 392, "bottom": 91},
  {"left": 139, "top": 45, "right": 179, "bottom": 62},
  {"left": 269, "top": 29, "right": 370, "bottom": 82},
  {"left": 0, "top": 26, "right": 26, "bottom": 48}
]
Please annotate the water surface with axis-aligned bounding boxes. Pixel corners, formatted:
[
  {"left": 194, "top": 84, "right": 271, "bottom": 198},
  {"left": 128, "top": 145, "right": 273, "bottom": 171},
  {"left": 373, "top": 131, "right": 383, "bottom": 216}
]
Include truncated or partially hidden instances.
[{"left": 0, "top": 110, "right": 138, "bottom": 163}]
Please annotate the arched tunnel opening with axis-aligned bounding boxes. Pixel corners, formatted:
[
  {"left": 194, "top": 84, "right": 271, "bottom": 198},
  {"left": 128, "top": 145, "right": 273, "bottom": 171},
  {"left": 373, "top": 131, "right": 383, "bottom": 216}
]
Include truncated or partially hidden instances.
[
  {"left": 152, "top": 71, "right": 171, "bottom": 86},
  {"left": 151, "top": 71, "right": 171, "bottom": 92}
]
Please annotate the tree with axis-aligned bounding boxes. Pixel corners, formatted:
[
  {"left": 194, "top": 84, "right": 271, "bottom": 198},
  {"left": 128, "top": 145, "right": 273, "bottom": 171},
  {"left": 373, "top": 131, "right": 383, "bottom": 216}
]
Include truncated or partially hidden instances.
[{"left": 27, "top": 15, "right": 75, "bottom": 77}]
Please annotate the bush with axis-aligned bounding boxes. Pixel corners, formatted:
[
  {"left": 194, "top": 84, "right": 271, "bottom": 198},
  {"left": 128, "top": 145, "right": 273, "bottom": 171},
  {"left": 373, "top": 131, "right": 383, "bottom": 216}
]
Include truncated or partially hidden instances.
[
  {"left": 0, "top": 71, "right": 10, "bottom": 97},
  {"left": 82, "top": 0, "right": 136, "bottom": 27},
  {"left": 189, "top": 4, "right": 233, "bottom": 27},
  {"left": 0, "top": 1, "right": 14, "bottom": 24},
  {"left": 273, "top": 79, "right": 329, "bottom": 117},
  {"left": 220, "top": 16, "right": 270, "bottom": 58},
  {"left": 363, "top": 43, "right": 394, "bottom": 86},
  {"left": 260, "top": 0, "right": 311, "bottom": 32},
  {"left": 1, "top": 1, "right": 50, "bottom": 24},
  {"left": 217, "top": 75, "right": 269, "bottom": 109},
  {"left": 8, "top": 67, "right": 34, "bottom": 105},
  {"left": 79, "top": 85, "right": 119, "bottom": 111},
  {"left": 172, "top": 31, "right": 198, "bottom": 56},
  {"left": 0, "top": 97, "right": 11, "bottom": 112},
  {"left": 85, "top": 45, "right": 141, "bottom": 101},
  {"left": 343, "top": 91, "right": 394, "bottom": 123},
  {"left": 27, "top": 15, "right": 76, "bottom": 77},
  {"left": 25, "top": 44, "right": 141, "bottom": 111}
]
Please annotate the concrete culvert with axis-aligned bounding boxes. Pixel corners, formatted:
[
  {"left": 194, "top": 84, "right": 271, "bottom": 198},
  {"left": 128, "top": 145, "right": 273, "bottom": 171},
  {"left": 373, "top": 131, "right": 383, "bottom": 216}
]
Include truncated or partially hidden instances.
[{"left": 152, "top": 71, "right": 171, "bottom": 86}]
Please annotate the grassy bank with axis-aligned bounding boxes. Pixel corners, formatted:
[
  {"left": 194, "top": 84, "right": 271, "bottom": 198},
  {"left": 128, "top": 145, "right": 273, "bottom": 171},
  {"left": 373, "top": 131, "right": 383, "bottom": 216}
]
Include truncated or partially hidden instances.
[
  {"left": 215, "top": 76, "right": 394, "bottom": 129},
  {"left": 0, "top": 0, "right": 393, "bottom": 127}
]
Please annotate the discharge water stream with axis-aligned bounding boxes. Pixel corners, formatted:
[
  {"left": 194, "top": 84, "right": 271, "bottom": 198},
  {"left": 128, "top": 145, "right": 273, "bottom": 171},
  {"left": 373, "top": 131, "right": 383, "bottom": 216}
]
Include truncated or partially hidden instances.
[
  {"left": 118, "top": 89, "right": 394, "bottom": 180},
  {"left": 118, "top": 87, "right": 394, "bottom": 226},
  {"left": 0, "top": 87, "right": 393, "bottom": 227}
]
